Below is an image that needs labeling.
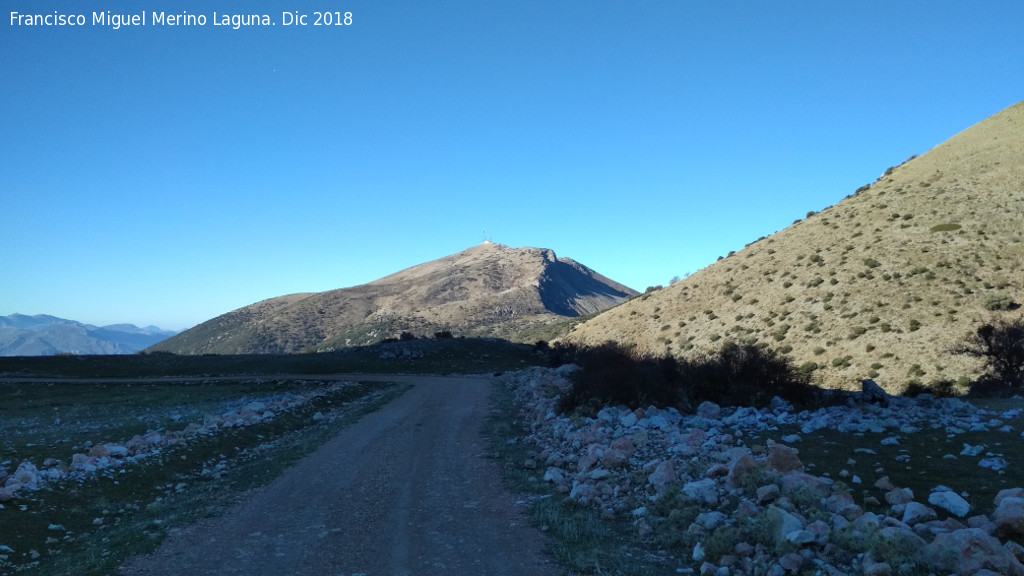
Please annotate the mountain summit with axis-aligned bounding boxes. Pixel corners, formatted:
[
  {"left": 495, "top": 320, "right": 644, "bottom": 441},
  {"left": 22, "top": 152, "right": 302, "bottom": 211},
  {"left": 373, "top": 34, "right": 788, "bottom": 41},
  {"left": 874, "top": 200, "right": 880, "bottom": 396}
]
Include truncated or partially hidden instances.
[
  {"left": 565, "top": 101, "right": 1024, "bottom": 393},
  {"left": 151, "top": 243, "right": 638, "bottom": 354}
]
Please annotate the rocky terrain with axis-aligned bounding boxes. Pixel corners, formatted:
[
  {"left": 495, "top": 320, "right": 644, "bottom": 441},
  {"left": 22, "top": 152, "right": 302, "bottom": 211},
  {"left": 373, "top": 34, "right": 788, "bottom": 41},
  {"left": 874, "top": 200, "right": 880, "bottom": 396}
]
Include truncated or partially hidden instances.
[
  {"left": 504, "top": 365, "right": 1024, "bottom": 575},
  {"left": 0, "top": 382, "right": 352, "bottom": 504},
  {"left": 565, "top": 101, "right": 1024, "bottom": 394},
  {"left": 151, "top": 243, "right": 637, "bottom": 354}
]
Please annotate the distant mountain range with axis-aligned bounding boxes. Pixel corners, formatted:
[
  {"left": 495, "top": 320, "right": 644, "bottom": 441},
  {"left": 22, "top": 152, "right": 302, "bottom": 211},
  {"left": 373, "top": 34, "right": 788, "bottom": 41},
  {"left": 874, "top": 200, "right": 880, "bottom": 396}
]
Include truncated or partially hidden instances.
[
  {"left": 150, "top": 243, "right": 638, "bottom": 354},
  {"left": 0, "top": 314, "right": 178, "bottom": 356}
]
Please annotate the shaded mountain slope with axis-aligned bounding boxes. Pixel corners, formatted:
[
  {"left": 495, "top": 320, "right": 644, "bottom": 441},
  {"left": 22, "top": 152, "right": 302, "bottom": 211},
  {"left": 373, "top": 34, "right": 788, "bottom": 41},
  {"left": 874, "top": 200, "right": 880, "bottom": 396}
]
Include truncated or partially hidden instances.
[
  {"left": 151, "top": 243, "right": 638, "bottom": 354},
  {"left": 565, "top": 101, "right": 1024, "bottom": 393}
]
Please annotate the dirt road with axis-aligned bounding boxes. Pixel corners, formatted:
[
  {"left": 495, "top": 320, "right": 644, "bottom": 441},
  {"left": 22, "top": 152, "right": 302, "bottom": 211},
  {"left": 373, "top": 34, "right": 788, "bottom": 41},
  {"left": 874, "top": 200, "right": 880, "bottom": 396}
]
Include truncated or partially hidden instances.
[{"left": 119, "top": 375, "right": 557, "bottom": 576}]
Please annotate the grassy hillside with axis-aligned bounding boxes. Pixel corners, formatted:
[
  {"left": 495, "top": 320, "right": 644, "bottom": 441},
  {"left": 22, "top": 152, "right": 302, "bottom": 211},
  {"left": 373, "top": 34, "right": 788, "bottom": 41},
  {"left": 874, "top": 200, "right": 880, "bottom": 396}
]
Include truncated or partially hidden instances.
[{"left": 565, "top": 101, "right": 1024, "bottom": 393}]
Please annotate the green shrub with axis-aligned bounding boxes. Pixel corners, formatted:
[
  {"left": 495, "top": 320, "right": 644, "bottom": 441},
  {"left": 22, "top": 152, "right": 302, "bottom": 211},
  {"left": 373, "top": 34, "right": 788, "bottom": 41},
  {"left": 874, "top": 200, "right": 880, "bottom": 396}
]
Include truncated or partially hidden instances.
[
  {"left": 930, "top": 223, "right": 962, "bottom": 233},
  {"left": 799, "top": 362, "right": 819, "bottom": 373},
  {"left": 863, "top": 258, "right": 881, "bottom": 268},
  {"left": 982, "top": 293, "right": 1017, "bottom": 311}
]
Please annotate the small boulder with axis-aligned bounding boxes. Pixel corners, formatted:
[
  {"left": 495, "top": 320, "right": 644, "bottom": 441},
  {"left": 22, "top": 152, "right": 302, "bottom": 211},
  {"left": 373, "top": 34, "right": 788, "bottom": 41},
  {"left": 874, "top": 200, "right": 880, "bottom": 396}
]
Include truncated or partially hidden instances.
[
  {"left": 885, "top": 487, "right": 914, "bottom": 506},
  {"left": 727, "top": 453, "right": 760, "bottom": 489},
  {"left": 757, "top": 484, "right": 780, "bottom": 505},
  {"left": 648, "top": 460, "right": 677, "bottom": 490},
  {"left": 11, "top": 462, "right": 40, "bottom": 491},
  {"left": 601, "top": 448, "right": 631, "bottom": 469},
  {"left": 996, "top": 488, "right": 1024, "bottom": 507},
  {"left": 767, "top": 440, "right": 803, "bottom": 473},
  {"left": 88, "top": 444, "right": 110, "bottom": 458},
  {"left": 902, "top": 502, "right": 938, "bottom": 525},
  {"left": 683, "top": 478, "right": 719, "bottom": 506},
  {"left": 918, "top": 528, "right": 1024, "bottom": 576},
  {"left": 696, "top": 401, "right": 722, "bottom": 420},
  {"left": 860, "top": 378, "right": 890, "bottom": 404},
  {"left": 929, "top": 489, "right": 972, "bottom": 518},
  {"left": 994, "top": 497, "right": 1024, "bottom": 539}
]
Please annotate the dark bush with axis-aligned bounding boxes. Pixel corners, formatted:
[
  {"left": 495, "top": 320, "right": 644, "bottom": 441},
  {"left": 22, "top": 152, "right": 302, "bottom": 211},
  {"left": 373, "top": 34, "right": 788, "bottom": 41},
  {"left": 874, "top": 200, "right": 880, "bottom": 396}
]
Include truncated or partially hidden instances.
[
  {"left": 556, "top": 343, "right": 683, "bottom": 414},
  {"left": 433, "top": 330, "right": 454, "bottom": 339},
  {"left": 556, "top": 341, "right": 823, "bottom": 415},
  {"left": 957, "top": 319, "right": 1024, "bottom": 394},
  {"left": 546, "top": 341, "right": 581, "bottom": 367},
  {"left": 682, "top": 342, "right": 819, "bottom": 409},
  {"left": 399, "top": 331, "right": 417, "bottom": 341}
]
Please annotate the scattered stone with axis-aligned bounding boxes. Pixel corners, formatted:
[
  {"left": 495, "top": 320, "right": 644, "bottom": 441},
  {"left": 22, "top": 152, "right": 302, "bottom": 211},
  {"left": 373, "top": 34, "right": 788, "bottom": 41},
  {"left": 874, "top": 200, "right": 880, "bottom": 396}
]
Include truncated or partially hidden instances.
[
  {"left": 994, "top": 497, "right": 1024, "bottom": 539},
  {"left": 929, "top": 489, "right": 972, "bottom": 517},
  {"left": 683, "top": 479, "right": 719, "bottom": 506},
  {"left": 696, "top": 401, "right": 721, "bottom": 420},
  {"left": 543, "top": 467, "right": 564, "bottom": 483},
  {"left": 874, "top": 476, "right": 895, "bottom": 491},
  {"left": 885, "top": 487, "right": 914, "bottom": 506},
  {"left": 648, "top": 460, "right": 677, "bottom": 490},
  {"left": 902, "top": 502, "right": 938, "bottom": 525},
  {"left": 498, "top": 366, "right": 1024, "bottom": 576},
  {"left": 767, "top": 440, "right": 803, "bottom": 473},
  {"left": 11, "top": 461, "right": 40, "bottom": 491},
  {"left": 757, "top": 484, "right": 780, "bottom": 505},
  {"left": 726, "top": 453, "right": 759, "bottom": 489},
  {"left": 919, "top": 528, "right": 1024, "bottom": 576},
  {"left": 859, "top": 379, "right": 890, "bottom": 404},
  {"left": 996, "top": 488, "right": 1024, "bottom": 507},
  {"left": 980, "top": 457, "right": 1008, "bottom": 472}
]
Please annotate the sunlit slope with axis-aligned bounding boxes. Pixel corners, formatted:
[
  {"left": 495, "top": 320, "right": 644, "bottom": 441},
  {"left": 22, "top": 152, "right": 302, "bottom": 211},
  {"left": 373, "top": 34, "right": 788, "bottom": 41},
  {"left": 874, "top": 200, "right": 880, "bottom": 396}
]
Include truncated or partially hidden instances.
[
  {"left": 151, "top": 243, "right": 638, "bottom": 354},
  {"left": 565, "top": 101, "right": 1024, "bottom": 393}
]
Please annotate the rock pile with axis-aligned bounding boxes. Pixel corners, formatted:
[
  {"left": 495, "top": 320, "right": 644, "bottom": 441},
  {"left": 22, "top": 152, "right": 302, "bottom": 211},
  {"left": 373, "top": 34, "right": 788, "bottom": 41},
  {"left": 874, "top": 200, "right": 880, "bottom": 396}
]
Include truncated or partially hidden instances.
[
  {"left": 503, "top": 366, "right": 1024, "bottom": 575},
  {"left": 0, "top": 383, "right": 351, "bottom": 503}
]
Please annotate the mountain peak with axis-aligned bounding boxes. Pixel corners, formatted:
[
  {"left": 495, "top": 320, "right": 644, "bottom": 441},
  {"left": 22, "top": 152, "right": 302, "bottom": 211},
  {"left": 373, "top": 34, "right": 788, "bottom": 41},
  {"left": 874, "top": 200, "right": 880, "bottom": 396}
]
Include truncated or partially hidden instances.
[{"left": 151, "top": 245, "right": 637, "bottom": 354}]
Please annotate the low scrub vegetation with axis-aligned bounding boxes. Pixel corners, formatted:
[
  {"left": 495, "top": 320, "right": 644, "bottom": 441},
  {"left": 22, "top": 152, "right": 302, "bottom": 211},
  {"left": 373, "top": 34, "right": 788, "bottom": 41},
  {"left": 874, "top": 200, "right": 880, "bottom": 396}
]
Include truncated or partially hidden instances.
[{"left": 552, "top": 341, "right": 825, "bottom": 415}]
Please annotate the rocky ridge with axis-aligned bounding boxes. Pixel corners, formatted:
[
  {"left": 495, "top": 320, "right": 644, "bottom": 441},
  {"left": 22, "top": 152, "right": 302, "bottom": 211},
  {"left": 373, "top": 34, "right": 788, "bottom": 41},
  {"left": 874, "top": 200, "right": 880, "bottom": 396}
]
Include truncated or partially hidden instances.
[{"left": 505, "top": 366, "right": 1024, "bottom": 575}]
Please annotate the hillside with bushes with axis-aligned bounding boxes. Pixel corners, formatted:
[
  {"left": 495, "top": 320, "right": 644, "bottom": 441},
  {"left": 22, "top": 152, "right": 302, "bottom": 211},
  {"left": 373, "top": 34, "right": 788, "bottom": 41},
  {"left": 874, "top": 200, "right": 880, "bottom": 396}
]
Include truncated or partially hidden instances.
[{"left": 565, "top": 101, "right": 1024, "bottom": 393}]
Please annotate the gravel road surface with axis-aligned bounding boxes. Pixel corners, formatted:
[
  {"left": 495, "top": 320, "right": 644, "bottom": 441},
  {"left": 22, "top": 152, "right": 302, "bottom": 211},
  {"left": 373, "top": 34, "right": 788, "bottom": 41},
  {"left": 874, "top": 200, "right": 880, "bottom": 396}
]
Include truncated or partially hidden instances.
[{"left": 119, "top": 375, "right": 557, "bottom": 576}]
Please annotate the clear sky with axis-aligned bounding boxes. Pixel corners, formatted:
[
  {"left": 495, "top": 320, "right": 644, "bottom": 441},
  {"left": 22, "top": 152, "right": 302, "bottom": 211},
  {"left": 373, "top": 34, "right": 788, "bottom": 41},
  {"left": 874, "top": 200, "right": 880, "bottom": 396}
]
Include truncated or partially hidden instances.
[{"left": 2, "top": 1, "right": 1022, "bottom": 331}]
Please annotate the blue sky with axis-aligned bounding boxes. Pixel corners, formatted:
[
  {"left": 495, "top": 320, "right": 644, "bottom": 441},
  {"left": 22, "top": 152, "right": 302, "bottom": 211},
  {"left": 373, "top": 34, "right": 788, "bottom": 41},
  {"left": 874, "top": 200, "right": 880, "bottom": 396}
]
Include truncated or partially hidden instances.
[{"left": 2, "top": 1, "right": 1022, "bottom": 331}]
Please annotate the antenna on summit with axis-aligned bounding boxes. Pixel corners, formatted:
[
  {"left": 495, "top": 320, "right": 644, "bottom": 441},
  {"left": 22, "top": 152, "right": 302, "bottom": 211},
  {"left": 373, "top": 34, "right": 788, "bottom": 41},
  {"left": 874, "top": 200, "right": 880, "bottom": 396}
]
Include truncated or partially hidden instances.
[{"left": 482, "top": 229, "right": 493, "bottom": 244}]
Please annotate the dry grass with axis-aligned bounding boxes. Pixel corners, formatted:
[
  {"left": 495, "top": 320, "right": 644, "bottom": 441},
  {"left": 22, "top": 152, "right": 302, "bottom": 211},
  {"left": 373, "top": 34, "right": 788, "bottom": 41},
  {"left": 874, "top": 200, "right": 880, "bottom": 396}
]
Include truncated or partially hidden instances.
[{"left": 565, "top": 101, "right": 1024, "bottom": 393}]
